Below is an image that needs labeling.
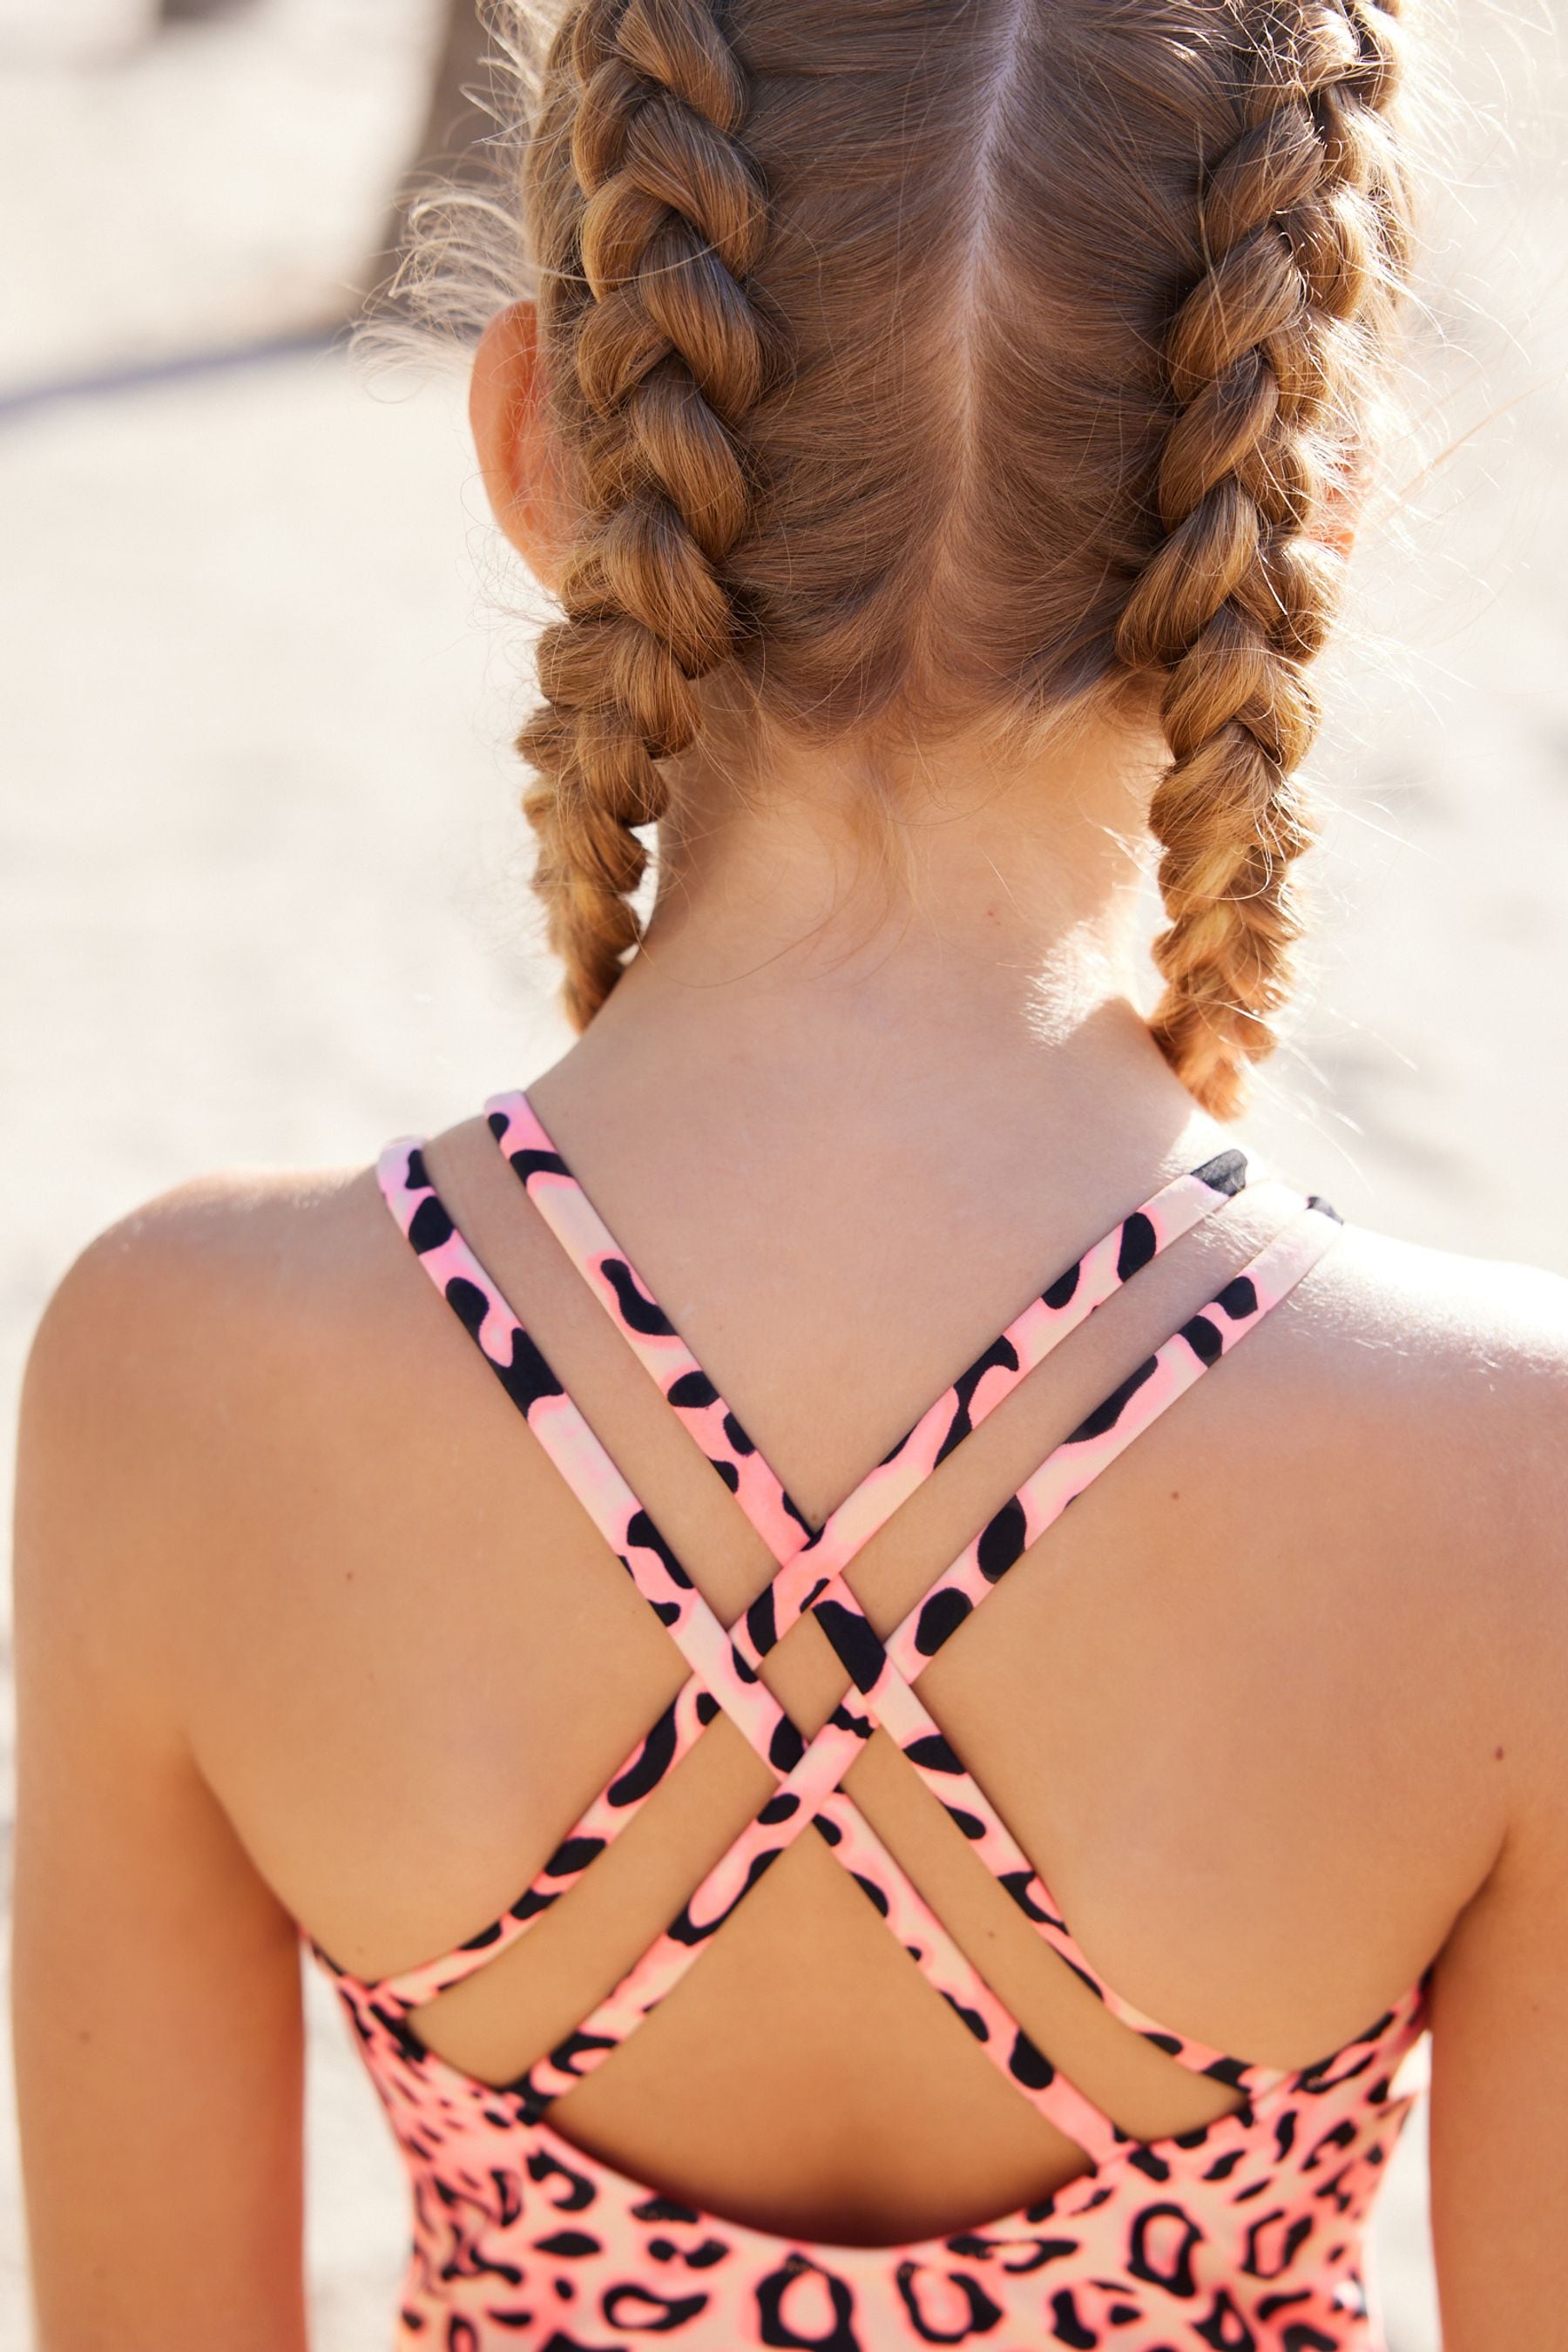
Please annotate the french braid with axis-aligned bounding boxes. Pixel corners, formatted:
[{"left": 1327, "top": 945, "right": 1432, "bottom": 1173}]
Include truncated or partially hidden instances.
[
  {"left": 1119, "top": 0, "right": 1409, "bottom": 1117},
  {"left": 519, "top": 0, "right": 769, "bottom": 1028}
]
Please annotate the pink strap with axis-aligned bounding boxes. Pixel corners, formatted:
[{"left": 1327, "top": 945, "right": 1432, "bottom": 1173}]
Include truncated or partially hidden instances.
[{"left": 325, "top": 1130, "right": 1342, "bottom": 2153}]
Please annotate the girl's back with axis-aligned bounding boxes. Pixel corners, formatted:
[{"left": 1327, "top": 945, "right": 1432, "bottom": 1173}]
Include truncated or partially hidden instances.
[{"left": 13, "top": 2, "right": 1568, "bottom": 2348}]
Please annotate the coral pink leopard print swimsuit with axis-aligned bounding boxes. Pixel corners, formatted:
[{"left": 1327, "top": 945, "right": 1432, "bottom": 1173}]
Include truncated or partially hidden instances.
[{"left": 305, "top": 1092, "right": 1429, "bottom": 2350}]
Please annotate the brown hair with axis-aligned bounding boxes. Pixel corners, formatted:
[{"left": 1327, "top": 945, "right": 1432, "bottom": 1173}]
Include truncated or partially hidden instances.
[{"left": 502, "top": 0, "right": 1412, "bottom": 1116}]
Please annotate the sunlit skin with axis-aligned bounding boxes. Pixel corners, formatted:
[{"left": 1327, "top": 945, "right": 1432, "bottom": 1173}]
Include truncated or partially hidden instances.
[{"left": 11, "top": 301, "right": 1568, "bottom": 2352}]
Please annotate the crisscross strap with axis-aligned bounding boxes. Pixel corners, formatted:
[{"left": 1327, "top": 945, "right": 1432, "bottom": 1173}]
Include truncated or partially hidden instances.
[
  {"left": 469, "top": 1197, "right": 1338, "bottom": 2129},
  {"left": 343, "top": 1131, "right": 1342, "bottom": 2159},
  {"left": 362, "top": 1139, "right": 1134, "bottom": 2159},
  {"left": 483, "top": 1095, "right": 1310, "bottom": 2091},
  {"left": 486, "top": 1089, "right": 1259, "bottom": 1594}
]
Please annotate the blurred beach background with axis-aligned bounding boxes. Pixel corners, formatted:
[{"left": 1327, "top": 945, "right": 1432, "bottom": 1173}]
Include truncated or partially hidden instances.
[{"left": 2, "top": 2, "right": 1565, "bottom": 2343}]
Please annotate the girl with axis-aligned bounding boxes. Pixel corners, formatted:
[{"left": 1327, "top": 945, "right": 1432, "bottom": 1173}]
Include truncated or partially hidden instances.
[{"left": 14, "top": 2, "right": 1568, "bottom": 2346}]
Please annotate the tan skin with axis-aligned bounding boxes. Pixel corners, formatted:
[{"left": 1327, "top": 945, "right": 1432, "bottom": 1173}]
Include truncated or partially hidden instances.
[{"left": 12, "top": 303, "right": 1568, "bottom": 2351}]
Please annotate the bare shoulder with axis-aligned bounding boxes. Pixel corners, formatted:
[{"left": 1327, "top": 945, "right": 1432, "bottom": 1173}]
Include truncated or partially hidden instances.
[
  {"left": 23, "top": 1154, "right": 402, "bottom": 1423},
  {"left": 1271, "top": 1213, "right": 1568, "bottom": 1765},
  {"left": 15, "top": 1155, "right": 407, "bottom": 1671},
  {"left": 1301, "top": 1216, "right": 1568, "bottom": 1471}
]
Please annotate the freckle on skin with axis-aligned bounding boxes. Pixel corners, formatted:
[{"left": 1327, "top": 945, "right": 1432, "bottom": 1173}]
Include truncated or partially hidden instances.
[{"left": 1494, "top": 1746, "right": 1505, "bottom": 1761}]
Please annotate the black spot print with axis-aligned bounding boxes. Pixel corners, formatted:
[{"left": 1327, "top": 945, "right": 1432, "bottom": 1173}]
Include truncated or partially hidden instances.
[
  {"left": 1194, "top": 2288, "right": 1258, "bottom": 2348},
  {"left": 756, "top": 2258, "right": 862, "bottom": 2350},
  {"left": 894, "top": 2261, "right": 1004, "bottom": 2342},
  {"left": 905, "top": 1732, "right": 963, "bottom": 1774},
  {"left": 668, "top": 1369, "right": 720, "bottom": 1411},
  {"left": 915, "top": 1586, "right": 973, "bottom": 1657},
  {"left": 504, "top": 1140, "right": 568, "bottom": 1186},
  {"left": 1301, "top": 2119, "right": 1358, "bottom": 2171},
  {"left": 746, "top": 1586, "right": 779, "bottom": 1660},
  {"left": 1215, "top": 1274, "right": 1258, "bottom": 1321},
  {"left": 1181, "top": 1315, "right": 1224, "bottom": 1368},
  {"left": 456, "top": 1917, "right": 505, "bottom": 1952},
  {"left": 625, "top": 1510, "right": 693, "bottom": 1591},
  {"left": 1008, "top": 2031, "right": 1055, "bottom": 2090},
  {"left": 1049, "top": 2288, "right": 1098, "bottom": 2347},
  {"left": 442, "top": 1272, "right": 489, "bottom": 1335},
  {"left": 536, "top": 2231, "right": 602, "bottom": 2259},
  {"left": 409, "top": 1192, "right": 455, "bottom": 1253},
  {"left": 977, "top": 1495, "right": 1028, "bottom": 1583},
  {"left": 490, "top": 1320, "right": 563, "bottom": 1416},
  {"left": 601, "top": 1258, "right": 676, "bottom": 1338},
  {"left": 1242, "top": 2210, "right": 1313, "bottom": 2281},
  {"left": 769, "top": 1717, "right": 807, "bottom": 1774},
  {"left": 1193, "top": 1147, "right": 1248, "bottom": 1196},
  {"left": 814, "top": 1598, "right": 887, "bottom": 1692},
  {"left": 1117, "top": 1210, "right": 1158, "bottom": 1281},
  {"left": 1297, "top": 2046, "right": 1374, "bottom": 2099},
  {"left": 999, "top": 1869, "right": 1053, "bottom": 1924},
  {"left": 601, "top": 2282, "right": 710, "bottom": 2330},
  {"left": 527, "top": 2149, "right": 596, "bottom": 2210},
  {"left": 1066, "top": 1355, "right": 1159, "bottom": 1443},
  {"left": 545, "top": 1835, "right": 605, "bottom": 1879},
  {"left": 544, "top": 2029, "right": 618, "bottom": 2082},
  {"left": 1044, "top": 1260, "right": 1081, "bottom": 1311},
  {"left": 936, "top": 1337, "right": 1022, "bottom": 1469},
  {"left": 1127, "top": 2206, "right": 1201, "bottom": 2299},
  {"left": 608, "top": 1698, "right": 680, "bottom": 1807}
]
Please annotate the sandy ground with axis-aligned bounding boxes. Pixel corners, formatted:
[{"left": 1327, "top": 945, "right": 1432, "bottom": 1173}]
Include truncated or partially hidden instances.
[{"left": 3, "top": 2, "right": 1566, "bottom": 2344}]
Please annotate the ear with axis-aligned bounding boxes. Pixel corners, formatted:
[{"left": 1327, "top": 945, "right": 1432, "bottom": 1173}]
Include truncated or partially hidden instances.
[{"left": 469, "top": 300, "right": 565, "bottom": 585}]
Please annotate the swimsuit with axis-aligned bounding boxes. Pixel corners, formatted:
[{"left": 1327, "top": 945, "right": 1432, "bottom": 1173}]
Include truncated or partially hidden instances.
[{"left": 303, "top": 1091, "right": 1429, "bottom": 2349}]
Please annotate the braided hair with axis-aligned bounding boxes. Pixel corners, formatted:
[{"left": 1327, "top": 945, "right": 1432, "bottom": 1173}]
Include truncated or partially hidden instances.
[
  {"left": 518, "top": 0, "right": 770, "bottom": 1030},
  {"left": 1119, "top": 1, "right": 1409, "bottom": 1116},
  {"left": 503, "top": 0, "right": 1414, "bottom": 1111}
]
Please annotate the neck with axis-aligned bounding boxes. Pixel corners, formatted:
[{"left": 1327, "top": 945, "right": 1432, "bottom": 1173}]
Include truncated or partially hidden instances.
[
  {"left": 603, "top": 708, "right": 1174, "bottom": 1051},
  {"left": 542, "top": 713, "right": 1227, "bottom": 1200}
]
